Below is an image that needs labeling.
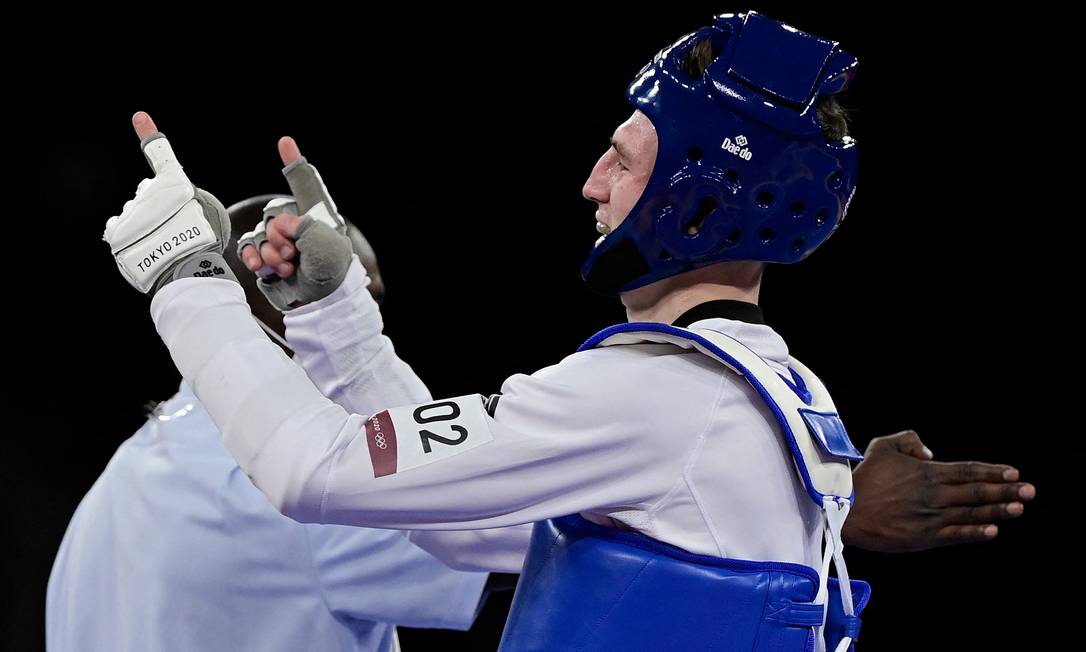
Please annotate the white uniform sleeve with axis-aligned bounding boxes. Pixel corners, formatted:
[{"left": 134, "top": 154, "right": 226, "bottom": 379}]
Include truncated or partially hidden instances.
[
  {"left": 150, "top": 278, "right": 688, "bottom": 530},
  {"left": 283, "top": 258, "right": 529, "bottom": 570},
  {"left": 305, "top": 525, "right": 487, "bottom": 629},
  {"left": 407, "top": 525, "right": 533, "bottom": 573},
  {"left": 284, "top": 257, "right": 433, "bottom": 412}
]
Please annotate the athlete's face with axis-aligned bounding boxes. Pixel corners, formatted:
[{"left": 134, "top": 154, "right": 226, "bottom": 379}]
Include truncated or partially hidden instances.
[{"left": 582, "top": 111, "right": 658, "bottom": 246}]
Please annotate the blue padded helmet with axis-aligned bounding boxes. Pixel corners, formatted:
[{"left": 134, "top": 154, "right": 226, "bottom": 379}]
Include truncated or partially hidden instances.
[{"left": 582, "top": 11, "right": 859, "bottom": 295}]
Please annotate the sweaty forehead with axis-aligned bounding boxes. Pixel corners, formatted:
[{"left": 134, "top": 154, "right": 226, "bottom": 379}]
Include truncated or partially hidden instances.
[
  {"left": 613, "top": 113, "right": 641, "bottom": 140},
  {"left": 613, "top": 112, "right": 657, "bottom": 158}
]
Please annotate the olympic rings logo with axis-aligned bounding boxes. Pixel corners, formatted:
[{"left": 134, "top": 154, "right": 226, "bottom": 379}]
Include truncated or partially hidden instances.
[{"left": 374, "top": 433, "right": 388, "bottom": 450}]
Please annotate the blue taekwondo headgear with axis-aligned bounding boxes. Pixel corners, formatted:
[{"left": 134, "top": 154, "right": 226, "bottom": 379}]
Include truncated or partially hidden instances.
[{"left": 581, "top": 11, "right": 859, "bottom": 295}]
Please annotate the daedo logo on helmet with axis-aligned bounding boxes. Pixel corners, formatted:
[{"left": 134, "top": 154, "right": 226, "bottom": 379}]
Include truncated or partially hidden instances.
[{"left": 721, "top": 134, "right": 753, "bottom": 160}]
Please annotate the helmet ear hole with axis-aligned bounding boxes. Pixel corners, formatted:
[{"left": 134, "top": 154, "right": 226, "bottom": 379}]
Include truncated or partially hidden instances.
[{"left": 684, "top": 197, "right": 718, "bottom": 236}]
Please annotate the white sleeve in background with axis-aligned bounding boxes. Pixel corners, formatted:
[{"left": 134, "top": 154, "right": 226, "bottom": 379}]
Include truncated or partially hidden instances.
[
  {"left": 306, "top": 524, "right": 487, "bottom": 629},
  {"left": 150, "top": 278, "right": 693, "bottom": 532},
  {"left": 284, "top": 256, "right": 432, "bottom": 413}
]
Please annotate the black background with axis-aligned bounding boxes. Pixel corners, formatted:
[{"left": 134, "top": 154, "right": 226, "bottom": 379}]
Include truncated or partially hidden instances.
[{"left": 9, "top": 4, "right": 1053, "bottom": 649}]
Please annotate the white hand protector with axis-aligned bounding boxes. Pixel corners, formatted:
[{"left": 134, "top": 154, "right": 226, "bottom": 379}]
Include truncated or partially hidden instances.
[
  {"left": 103, "top": 132, "right": 234, "bottom": 294},
  {"left": 236, "top": 157, "right": 352, "bottom": 311}
]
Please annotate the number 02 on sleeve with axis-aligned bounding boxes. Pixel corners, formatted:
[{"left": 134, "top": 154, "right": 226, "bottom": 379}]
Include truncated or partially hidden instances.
[{"left": 364, "top": 395, "right": 496, "bottom": 478}]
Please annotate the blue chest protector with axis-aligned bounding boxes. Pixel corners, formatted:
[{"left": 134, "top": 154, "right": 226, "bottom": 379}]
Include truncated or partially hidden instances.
[{"left": 499, "top": 324, "right": 871, "bottom": 651}]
